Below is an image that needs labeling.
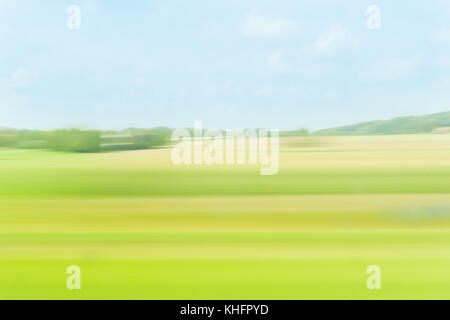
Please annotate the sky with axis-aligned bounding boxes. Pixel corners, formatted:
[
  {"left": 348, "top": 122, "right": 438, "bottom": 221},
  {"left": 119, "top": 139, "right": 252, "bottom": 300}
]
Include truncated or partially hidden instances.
[{"left": 1, "top": 0, "right": 450, "bottom": 130}]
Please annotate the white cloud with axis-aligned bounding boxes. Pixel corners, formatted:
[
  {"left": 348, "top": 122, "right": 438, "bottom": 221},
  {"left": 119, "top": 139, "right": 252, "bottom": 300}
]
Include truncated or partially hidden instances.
[
  {"left": 268, "top": 50, "right": 287, "bottom": 73},
  {"left": 267, "top": 49, "right": 328, "bottom": 77},
  {"left": 82, "top": 0, "right": 100, "bottom": 14},
  {"left": 11, "top": 67, "right": 38, "bottom": 86},
  {"left": 437, "top": 56, "right": 450, "bottom": 68},
  {"left": 364, "top": 56, "right": 421, "bottom": 81},
  {"left": 313, "top": 25, "right": 357, "bottom": 56},
  {"left": 434, "top": 27, "right": 450, "bottom": 45},
  {"left": 238, "top": 13, "right": 299, "bottom": 37}
]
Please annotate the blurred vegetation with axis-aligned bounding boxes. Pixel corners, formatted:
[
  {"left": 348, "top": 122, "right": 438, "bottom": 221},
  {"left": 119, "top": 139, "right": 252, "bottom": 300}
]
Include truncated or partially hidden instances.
[
  {"left": 0, "top": 127, "right": 170, "bottom": 153},
  {"left": 315, "top": 111, "right": 450, "bottom": 135},
  {"left": 279, "top": 128, "right": 309, "bottom": 137},
  {"left": 1, "top": 135, "right": 450, "bottom": 299},
  {"left": 2, "top": 109, "right": 449, "bottom": 153},
  {"left": 0, "top": 126, "right": 310, "bottom": 153},
  {"left": 47, "top": 129, "right": 101, "bottom": 153}
]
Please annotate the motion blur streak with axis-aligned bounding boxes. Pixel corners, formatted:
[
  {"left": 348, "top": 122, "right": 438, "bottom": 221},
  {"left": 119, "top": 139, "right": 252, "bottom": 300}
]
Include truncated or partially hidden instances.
[{"left": 0, "top": 134, "right": 450, "bottom": 299}]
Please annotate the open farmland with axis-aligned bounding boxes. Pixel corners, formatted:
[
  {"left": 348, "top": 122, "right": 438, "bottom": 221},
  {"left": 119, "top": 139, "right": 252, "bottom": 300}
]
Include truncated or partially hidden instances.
[{"left": 0, "top": 135, "right": 450, "bottom": 299}]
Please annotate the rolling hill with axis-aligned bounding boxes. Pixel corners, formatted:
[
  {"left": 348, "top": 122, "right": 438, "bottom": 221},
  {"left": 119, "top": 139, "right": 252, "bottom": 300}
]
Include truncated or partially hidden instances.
[{"left": 315, "top": 111, "right": 450, "bottom": 135}]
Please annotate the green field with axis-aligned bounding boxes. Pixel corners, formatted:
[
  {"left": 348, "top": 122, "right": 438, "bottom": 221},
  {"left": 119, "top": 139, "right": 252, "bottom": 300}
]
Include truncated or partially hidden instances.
[{"left": 1, "top": 134, "right": 450, "bottom": 299}]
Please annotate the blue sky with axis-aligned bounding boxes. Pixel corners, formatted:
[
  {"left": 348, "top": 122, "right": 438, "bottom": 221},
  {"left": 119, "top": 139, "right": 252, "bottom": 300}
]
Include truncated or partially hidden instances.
[{"left": 1, "top": 0, "right": 450, "bottom": 130}]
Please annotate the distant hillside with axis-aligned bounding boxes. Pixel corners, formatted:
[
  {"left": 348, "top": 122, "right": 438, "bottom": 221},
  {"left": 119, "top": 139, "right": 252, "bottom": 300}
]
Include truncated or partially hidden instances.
[{"left": 315, "top": 111, "right": 450, "bottom": 135}]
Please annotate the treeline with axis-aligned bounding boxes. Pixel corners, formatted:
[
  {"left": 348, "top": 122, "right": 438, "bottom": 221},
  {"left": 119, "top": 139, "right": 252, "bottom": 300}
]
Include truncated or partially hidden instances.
[
  {"left": 180, "top": 128, "right": 309, "bottom": 137},
  {"left": 0, "top": 127, "right": 171, "bottom": 153},
  {"left": 0, "top": 125, "right": 312, "bottom": 153}
]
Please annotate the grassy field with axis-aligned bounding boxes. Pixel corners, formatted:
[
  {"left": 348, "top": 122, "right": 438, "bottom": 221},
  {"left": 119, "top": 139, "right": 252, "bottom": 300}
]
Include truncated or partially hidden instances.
[{"left": 1, "top": 134, "right": 450, "bottom": 299}]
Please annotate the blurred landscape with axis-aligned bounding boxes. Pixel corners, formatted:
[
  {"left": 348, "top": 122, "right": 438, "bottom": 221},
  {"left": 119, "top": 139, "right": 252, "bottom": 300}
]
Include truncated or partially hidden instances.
[
  {"left": 3, "top": 0, "right": 450, "bottom": 302},
  {"left": 1, "top": 111, "right": 449, "bottom": 153},
  {"left": 1, "top": 111, "right": 450, "bottom": 298}
]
